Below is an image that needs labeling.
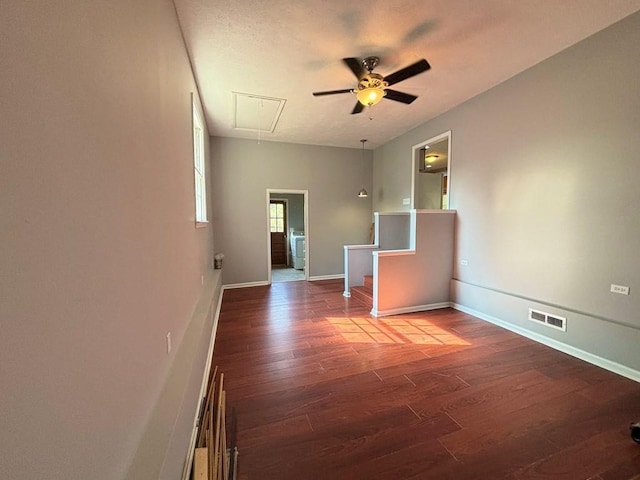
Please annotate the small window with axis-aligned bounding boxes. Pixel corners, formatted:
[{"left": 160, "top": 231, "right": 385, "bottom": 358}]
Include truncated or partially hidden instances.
[
  {"left": 269, "top": 201, "right": 285, "bottom": 232},
  {"left": 192, "top": 99, "right": 207, "bottom": 224}
]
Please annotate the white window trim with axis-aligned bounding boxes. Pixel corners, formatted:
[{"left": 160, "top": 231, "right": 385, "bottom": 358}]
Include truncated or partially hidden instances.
[{"left": 192, "top": 97, "right": 208, "bottom": 226}]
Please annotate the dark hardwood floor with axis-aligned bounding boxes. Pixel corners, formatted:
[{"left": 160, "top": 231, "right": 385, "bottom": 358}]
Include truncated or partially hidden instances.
[{"left": 213, "top": 280, "right": 640, "bottom": 479}]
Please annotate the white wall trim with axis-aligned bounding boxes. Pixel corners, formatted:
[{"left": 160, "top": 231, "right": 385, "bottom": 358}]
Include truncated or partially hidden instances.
[
  {"left": 309, "top": 274, "right": 344, "bottom": 281},
  {"left": 344, "top": 244, "right": 379, "bottom": 251},
  {"left": 371, "top": 302, "right": 452, "bottom": 318},
  {"left": 180, "top": 286, "right": 225, "bottom": 480},
  {"left": 452, "top": 303, "right": 640, "bottom": 384},
  {"left": 373, "top": 249, "right": 415, "bottom": 257},
  {"left": 343, "top": 291, "right": 351, "bottom": 298},
  {"left": 223, "top": 281, "right": 269, "bottom": 290},
  {"left": 413, "top": 209, "right": 457, "bottom": 214}
]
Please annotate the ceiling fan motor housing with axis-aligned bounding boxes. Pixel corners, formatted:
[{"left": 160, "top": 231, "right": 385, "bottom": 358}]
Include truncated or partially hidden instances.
[
  {"left": 361, "top": 56, "right": 380, "bottom": 73},
  {"left": 356, "top": 73, "right": 388, "bottom": 92}
]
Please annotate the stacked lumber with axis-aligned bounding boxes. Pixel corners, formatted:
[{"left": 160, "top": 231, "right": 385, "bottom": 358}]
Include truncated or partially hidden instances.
[{"left": 193, "top": 367, "right": 238, "bottom": 480}]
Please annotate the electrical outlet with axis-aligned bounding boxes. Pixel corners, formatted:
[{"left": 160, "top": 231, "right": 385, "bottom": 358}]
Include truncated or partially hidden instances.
[
  {"left": 610, "top": 284, "right": 630, "bottom": 295},
  {"left": 460, "top": 260, "right": 469, "bottom": 266},
  {"left": 402, "top": 198, "right": 410, "bottom": 205},
  {"left": 166, "top": 332, "right": 172, "bottom": 354}
]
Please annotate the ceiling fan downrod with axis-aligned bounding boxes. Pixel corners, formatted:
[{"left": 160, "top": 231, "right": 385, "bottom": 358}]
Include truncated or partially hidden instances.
[{"left": 361, "top": 56, "right": 380, "bottom": 73}]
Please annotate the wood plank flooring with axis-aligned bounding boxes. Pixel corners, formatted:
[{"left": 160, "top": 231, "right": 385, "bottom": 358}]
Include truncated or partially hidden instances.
[{"left": 213, "top": 280, "right": 640, "bottom": 480}]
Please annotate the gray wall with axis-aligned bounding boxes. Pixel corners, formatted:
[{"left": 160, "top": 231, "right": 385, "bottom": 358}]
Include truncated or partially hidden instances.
[
  {"left": 373, "top": 12, "right": 640, "bottom": 371},
  {"left": 1, "top": 1, "right": 217, "bottom": 479},
  {"left": 211, "top": 137, "right": 373, "bottom": 284},
  {"left": 416, "top": 171, "right": 444, "bottom": 209},
  {"left": 376, "top": 213, "right": 411, "bottom": 250}
]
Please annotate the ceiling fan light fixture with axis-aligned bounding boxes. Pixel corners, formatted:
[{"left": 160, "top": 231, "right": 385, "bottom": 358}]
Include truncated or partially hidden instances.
[
  {"left": 355, "top": 73, "right": 387, "bottom": 107},
  {"left": 424, "top": 155, "right": 439, "bottom": 172},
  {"left": 312, "top": 56, "right": 430, "bottom": 114},
  {"left": 356, "top": 87, "right": 385, "bottom": 106}
]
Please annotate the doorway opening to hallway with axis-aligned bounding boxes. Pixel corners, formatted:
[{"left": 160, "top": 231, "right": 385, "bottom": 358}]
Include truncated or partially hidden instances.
[{"left": 266, "top": 189, "right": 309, "bottom": 284}]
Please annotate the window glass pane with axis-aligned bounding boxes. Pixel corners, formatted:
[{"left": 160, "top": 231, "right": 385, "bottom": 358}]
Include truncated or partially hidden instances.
[
  {"left": 192, "top": 100, "right": 207, "bottom": 222},
  {"left": 270, "top": 201, "right": 286, "bottom": 232}
]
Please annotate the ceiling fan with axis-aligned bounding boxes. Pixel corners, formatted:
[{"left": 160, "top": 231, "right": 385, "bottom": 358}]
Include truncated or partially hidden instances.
[{"left": 312, "top": 56, "right": 431, "bottom": 114}]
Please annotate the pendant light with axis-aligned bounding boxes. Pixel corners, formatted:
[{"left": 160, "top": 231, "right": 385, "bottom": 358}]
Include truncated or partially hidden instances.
[{"left": 357, "top": 139, "right": 368, "bottom": 198}]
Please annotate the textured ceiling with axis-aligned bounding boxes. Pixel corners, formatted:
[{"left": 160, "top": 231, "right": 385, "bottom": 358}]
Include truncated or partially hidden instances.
[{"left": 173, "top": 0, "right": 640, "bottom": 150}]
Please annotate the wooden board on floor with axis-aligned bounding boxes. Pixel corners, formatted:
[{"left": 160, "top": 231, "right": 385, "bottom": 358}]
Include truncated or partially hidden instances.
[{"left": 193, "top": 447, "right": 208, "bottom": 480}]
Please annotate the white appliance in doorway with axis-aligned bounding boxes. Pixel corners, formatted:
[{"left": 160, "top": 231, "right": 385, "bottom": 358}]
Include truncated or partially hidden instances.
[{"left": 290, "top": 231, "right": 305, "bottom": 270}]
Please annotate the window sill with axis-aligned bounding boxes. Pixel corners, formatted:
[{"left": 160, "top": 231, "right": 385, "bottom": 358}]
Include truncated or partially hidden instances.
[{"left": 195, "top": 221, "right": 209, "bottom": 229}]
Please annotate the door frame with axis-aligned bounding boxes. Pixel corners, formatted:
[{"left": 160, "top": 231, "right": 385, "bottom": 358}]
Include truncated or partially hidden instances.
[{"left": 266, "top": 189, "right": 309, "bottom": 284}]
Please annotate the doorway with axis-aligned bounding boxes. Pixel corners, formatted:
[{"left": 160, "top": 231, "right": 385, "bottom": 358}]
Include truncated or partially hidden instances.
[
  {"left": 411, "top": 131, "right": 451, "bottom": 210},
  {"left": 266, "top": 189, "right": 309, "bottom": 284}
]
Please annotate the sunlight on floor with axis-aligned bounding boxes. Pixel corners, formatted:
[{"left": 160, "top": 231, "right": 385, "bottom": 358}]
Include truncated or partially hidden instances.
[{"left": 326, "top": 317, "right": 470, "bottom": 345}]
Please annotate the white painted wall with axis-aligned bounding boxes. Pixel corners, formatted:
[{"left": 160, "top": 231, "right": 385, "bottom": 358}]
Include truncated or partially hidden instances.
[
  {"left": 211, "top": 137, "right": 373, "bottom": 285},
  {"left": 0, "top": 1, "right": 217, "bottom": 479},
  {"left": 372, "top": 12, "right": 640, "bottom": 372}
]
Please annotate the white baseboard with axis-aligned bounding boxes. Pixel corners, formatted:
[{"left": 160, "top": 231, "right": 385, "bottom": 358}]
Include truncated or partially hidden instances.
[
  {"left": 224, "top": 276, "right": 344, "bottom": 288},
  {"left": 371, "top": 302, "right": 451, "bottom": 318},
  {"left": 223, "top": 280, "right": 269, "bottom": 289},
  {"left": 452, "top": 303, "right": 640, "bottom": 383},
  {"left": 308, "top": 274, "right": 344, "bottom": 281}
]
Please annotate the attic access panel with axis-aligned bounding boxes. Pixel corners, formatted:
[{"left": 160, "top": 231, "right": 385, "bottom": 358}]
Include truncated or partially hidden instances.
[{"left": 233, "top": 92, "right": 286, "bottom": 133}]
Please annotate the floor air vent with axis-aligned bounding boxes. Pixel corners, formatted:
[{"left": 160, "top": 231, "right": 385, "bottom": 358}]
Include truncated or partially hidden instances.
[{"left": 528, "top": 308, "right": 566, "bottom": 332}]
